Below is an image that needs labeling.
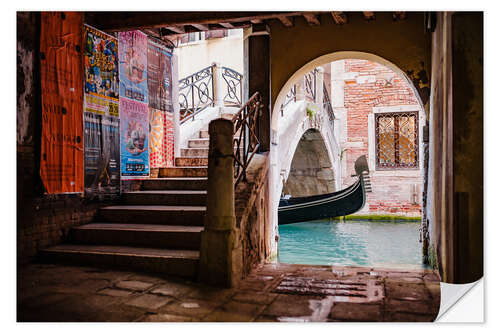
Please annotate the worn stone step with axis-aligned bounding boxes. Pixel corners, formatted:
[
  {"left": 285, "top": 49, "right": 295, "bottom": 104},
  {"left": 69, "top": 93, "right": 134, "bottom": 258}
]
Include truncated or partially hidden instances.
[
  {"left": 98, "top": 205, "right": 205, "bottom": 226},
  {"left": 199, "top": 130, "right": 210, "bottom": 139},
  {"left": 188, "top": 138, "right": 210, "bottom": 148},
  {"left": 181, "top": 147, "right": 209, "bottom": 157},
  {"left": 39, "top": 244, "right": 199, "bottom": 278},
  {"left": 141, "top": 177, "right": 207, "bottom": 191},
  {"left": 158, "top": 167, "right": 207, "bottom": 178},
  {"left": 122, "top": 190, "right": 207, "bottom": 206},
  {"left": 71, "top": 223, "right": 203, "bottom": 250},
  {"left": 175, "top": 157, "right": 208, "bottom": 167}
]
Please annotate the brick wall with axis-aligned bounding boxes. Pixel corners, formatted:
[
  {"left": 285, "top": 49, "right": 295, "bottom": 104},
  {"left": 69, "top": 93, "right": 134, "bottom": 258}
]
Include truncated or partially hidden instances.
[{"left": 340, "top": 59, "right": 423, "bottom": 217}]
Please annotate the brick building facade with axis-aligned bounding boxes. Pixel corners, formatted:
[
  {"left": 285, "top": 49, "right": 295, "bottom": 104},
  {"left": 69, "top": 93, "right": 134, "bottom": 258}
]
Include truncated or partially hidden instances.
[{"left": 331, "top": 59, "right": 424, "bottom": 218}]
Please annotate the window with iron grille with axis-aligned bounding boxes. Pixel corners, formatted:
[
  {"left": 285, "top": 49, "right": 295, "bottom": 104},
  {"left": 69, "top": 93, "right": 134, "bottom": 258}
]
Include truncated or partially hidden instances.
[{"left": 375, "top": 112, "right": 419, "bottom": 169}]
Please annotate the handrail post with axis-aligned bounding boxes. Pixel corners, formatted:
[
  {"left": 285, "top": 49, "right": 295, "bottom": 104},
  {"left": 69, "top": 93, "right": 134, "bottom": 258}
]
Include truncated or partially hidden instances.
[
  {"left": 199, "top": 118, "right": 239, "bottom": 287},
  {"left": 212, "top": 62, "right": 225, "bottom": 108}
]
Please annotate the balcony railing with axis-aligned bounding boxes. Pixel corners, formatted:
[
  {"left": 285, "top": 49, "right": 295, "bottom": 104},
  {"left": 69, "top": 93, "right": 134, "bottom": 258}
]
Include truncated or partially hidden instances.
[{"left": 179, "top": 64, "right": 243, "bottom": 124}]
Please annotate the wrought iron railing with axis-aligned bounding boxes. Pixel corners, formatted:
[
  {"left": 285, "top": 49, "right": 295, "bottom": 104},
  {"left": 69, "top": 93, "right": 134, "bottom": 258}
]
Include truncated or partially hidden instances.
[
  {"left": 232, "top": 92, "right": 262, "bottom": 186},
  {"left": 222, "top": 66, "right": 243, "bottom": 107},
  {"left": 179, "top": 65, "right": 243, "bottom": 124},
  {"left": 304, "top": 69, "right": 318, "bottom": 103},
  {"left": 179, "top": 65, "right": 215, "bottom": 123},
  {"left": 280, "top": 84, "right": 296, "bottom": 116},
  {"left": 323, "top": 83, "right": 335, "bottom": 121}
]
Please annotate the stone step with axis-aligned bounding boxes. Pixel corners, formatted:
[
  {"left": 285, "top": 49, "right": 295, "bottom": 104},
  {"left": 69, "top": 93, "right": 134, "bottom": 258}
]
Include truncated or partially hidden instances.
[
  {"left": 122, "top": 190, "right": 207, "bottom": 206},
  {"left": 199, "top": 130, "right": 209, "bottom": 139},
  {"left": 175, "top": 157, "right": 208, "bottom": 167},
  {"left": 158, "top": 166, "right": 207, "bottom": 178},
  {"left": 188, "top": 138, "right": 210, "bottom": 148},
  {"left": 71, "top": 223, "right": 203, "bottom": 250},
  {"left": 98, "top": 205, "right": 205, "bottom": 226},
  {"left": 181, "top": 147, "right": 209, "bottom": 157},
  {"left": 39, "top": 244, "right": 199, "bottom": 278},
  {"left": 141, "top": 177, "right": 207, "bottom": 191}
]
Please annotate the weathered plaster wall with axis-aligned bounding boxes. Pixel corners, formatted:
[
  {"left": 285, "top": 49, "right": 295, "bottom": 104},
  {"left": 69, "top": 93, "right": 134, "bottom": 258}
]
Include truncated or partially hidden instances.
[
  {"left": 16, "top": 12, "right": 115, "bottom": 263},
  {"left": 427, "top": 12, "right": 483, "bottom": 284},
  {"left": 451, "top": 12, "right": 483, "bottom": 283},
  {"left": 268, "top": 12, "right": 431, "bottom": 110}
]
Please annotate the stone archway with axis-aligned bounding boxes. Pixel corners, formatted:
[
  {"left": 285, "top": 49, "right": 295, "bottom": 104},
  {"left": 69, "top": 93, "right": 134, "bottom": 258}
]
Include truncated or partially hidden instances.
[{"left": 267, "top": 51, "right": 428, "bottom": 259}]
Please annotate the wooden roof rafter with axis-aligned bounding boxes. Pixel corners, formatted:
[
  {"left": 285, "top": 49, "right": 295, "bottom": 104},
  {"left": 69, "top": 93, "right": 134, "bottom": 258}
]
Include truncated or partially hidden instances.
[
  {"left": 331, "top": 11, "right": 348, "bottom": 25},
  {"left": 303, "top": 13, "right": 320, "bottom": 26}
]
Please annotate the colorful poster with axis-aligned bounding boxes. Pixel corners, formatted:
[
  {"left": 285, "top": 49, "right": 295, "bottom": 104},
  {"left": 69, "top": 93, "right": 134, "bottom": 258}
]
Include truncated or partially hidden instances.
[
  {"left": 83, "top": 25, "right": 120, "bottom": 195},
  {"left": 149, "top": 108, "right": 174, "bottom": 168},
  {"left": 119, "top": 31, "right": 148, "bottom": 104},
  {"left": 147, "top": 40, "right": 173, "bottom": 111},
  {"left": 40, "top": 12, "right": 84, "bottom": 194},
  {"left": 120, "top": 98, "right": 150, "bottom": 178},
  {"left": 147, "top": 39, "right": 175, "bottom": 168},
  {"left": 83, "top": 25, "right": 119, "bottom": 116},
  {"left": 83, "top": 113, "right": 120, "bottom": 196}
]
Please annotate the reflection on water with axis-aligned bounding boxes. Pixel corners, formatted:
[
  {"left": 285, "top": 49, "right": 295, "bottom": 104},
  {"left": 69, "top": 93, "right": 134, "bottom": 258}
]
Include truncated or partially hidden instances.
[{"left": 278, "top": 220, "right": 425, "bottom": 269}]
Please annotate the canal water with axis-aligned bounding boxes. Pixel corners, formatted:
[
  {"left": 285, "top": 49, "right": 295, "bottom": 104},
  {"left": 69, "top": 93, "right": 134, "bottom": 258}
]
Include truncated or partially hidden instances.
[{"left": 278, "top": 220, "right": 425, "bottom": 269}]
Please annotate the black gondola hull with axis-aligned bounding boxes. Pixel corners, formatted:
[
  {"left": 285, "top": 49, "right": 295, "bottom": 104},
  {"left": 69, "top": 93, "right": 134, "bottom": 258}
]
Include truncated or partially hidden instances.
[{"left": 278, "top": 176, "right": 366, "bottom": 225}]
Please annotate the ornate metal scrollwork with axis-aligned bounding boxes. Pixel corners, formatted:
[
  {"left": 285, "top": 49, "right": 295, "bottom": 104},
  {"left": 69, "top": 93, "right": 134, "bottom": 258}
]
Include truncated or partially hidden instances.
[
  {"left": 178, "top": 65, "right": 215, "bottom": 123},
  {"left": 232, "top": 92, "right": 262, "bottom": 186}
]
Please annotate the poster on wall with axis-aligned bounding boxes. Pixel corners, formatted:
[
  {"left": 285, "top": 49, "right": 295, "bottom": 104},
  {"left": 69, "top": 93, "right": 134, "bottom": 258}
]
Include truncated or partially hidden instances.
[
  {"left": 120, "top": 98, "right": 150, "bottom": 178},
  {"left": 83, "top": 113, "right": 120, "bottom": 195},
  {"left": 119, "top": 31, "right": 148, "bottom": 104},
  {"left": 40, "top": 12, "right": 84, "bottom": 194},
  {"left": 147, "top": 39, "right": 175, "bottom": 168},
  {"left": 147, "top": 40, "right": 173, "bottom": 111},
  {"left": 83, "top": 25, "right": 120, "bottom": 196}
]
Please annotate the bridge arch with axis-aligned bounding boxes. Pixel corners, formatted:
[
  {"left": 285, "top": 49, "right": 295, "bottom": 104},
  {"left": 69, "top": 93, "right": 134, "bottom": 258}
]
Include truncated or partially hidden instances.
[{"left": 268, "top": 51, "right": 428, "bottom": 257}]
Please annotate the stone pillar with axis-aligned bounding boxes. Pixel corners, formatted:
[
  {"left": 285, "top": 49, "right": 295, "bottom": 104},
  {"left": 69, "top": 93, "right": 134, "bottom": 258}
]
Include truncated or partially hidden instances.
[
  {"left": 199, "top": 118, "right": 239, "bottom": 287},
  {"left": 212, "top": 62, "right": 225, "bottom": 109},
  {"left": 244, "top": 24, "right": 271, "bottom": 152}
]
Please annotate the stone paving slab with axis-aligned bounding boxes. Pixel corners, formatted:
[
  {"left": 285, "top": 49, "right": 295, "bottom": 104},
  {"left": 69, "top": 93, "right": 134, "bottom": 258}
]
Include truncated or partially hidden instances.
[{"left": 17, "top": 262, "right": 441, "bottom": 322}]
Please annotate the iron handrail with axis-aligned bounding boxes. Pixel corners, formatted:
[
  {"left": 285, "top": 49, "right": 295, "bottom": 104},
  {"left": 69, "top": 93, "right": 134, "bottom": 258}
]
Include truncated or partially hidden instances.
[
  {"left": 221, "top": 66, "right": 243, "bottom": 107},
  {"left": 179, "top": 65, "right": 215, "bottom": 124},
  {"left": 232, "top": 92, "right": 262, "bottom": 186},
  {"left": 323, "top": 83, "right": 335, "bottom": 121},
  {"left": 179, "top": 65, "right": 244, "bottom": 124}
]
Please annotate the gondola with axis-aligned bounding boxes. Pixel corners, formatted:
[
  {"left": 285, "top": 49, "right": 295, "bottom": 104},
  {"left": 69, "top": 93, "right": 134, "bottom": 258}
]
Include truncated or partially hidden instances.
[{"left": 278, "top": 155, "right": 371, "bottom": 225}]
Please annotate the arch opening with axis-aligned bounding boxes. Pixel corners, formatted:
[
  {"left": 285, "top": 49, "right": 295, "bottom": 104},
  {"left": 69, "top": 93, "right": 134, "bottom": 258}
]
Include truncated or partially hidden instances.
[{"left": 269, "top": 52, "right": 428, "bottom": 270}]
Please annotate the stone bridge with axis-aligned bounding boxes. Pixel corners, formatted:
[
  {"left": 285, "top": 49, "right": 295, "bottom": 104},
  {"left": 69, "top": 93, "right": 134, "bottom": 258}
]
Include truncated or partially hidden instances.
[{"left": 269, "top": 68, "right": 342, "bottom": 256}]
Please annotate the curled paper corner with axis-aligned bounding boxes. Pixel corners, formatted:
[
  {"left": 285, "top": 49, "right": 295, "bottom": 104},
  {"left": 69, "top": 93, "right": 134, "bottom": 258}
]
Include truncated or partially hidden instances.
[{"left": 436, "top": 278, "right": 483, "bottom": 322}]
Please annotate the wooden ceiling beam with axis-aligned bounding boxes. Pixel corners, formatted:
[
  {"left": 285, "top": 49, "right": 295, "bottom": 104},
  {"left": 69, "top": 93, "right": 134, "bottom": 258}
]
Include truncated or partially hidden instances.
[
  {"left": 85, "top": 11, "right": 305, "bottom": 32},
  {"left": 303, "top": 13, "right": 320, "bottom": 26},
  {"left": 393, "top": 11, "right": 407, "bottom": 21},
  {"left": 163, "top": 25, "right": 186, "bottom": 34},
  {"left": 278, "top": 15, "right": 294, "bottom": 27},
  {"left": 363, "top": 12, "right": 375, "bottom": 21},
  {"left": 250, "top": 19, "right": 262, "bottom": 24},
  {"left": 218, "top": 22, "right": 235, "bottom": 29},
  {"left": 191, "top": 23, "right": 209, "bottom": 31},
  {"left": 331, "top": 11, "right": 348, "bottom": 25}
]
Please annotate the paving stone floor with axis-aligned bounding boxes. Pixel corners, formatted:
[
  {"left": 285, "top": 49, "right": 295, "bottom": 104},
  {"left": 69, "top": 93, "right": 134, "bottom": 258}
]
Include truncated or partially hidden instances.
[{"left": 17, "top": 262, "right": 441, "bottom": 322}]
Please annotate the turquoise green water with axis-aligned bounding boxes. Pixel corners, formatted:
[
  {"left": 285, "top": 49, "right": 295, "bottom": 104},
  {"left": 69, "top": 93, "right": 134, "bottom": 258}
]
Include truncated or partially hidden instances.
[{"left": 278, "top": 220, "right": 425, "bottom": 269}]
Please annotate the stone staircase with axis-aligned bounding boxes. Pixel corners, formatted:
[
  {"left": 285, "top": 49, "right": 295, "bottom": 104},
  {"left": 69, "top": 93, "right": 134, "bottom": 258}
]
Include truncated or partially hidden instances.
[{"left": 39, "top": 125, "right": 219, "bottom": 279}]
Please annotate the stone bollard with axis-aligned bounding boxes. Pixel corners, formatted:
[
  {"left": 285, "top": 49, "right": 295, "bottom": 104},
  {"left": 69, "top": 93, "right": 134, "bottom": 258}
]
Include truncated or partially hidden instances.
[{"left": 199, "top": 118, "right": 239, "bottom": 287}]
